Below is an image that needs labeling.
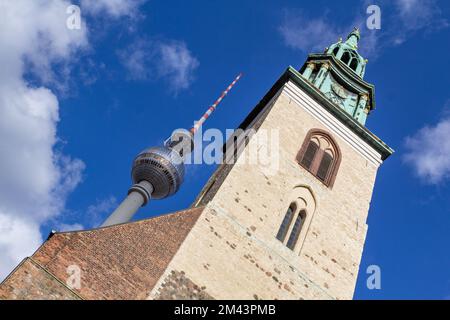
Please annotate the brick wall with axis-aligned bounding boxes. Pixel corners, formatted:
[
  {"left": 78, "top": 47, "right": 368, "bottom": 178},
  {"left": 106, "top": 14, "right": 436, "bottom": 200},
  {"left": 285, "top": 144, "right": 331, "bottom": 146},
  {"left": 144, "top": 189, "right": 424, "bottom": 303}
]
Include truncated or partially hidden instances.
[
  {"left": 155, "top": 270, "right": 213, "bottom": 300},
  {"left": 0, "top": 258, "right": 80, "bottom": 300},
  {"left": 0, "top": 207, "right": 203, "bottom": 300}
]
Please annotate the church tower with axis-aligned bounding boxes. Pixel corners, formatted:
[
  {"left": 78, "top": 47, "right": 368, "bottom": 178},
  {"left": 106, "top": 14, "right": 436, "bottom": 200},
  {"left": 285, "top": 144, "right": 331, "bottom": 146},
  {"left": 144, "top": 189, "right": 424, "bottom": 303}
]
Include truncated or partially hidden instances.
[
  {"left": 0, "top": 29, "right": 392, "bottom": 300},
  {"left": 146, "top": 28, "right": 392, "bottom": 300}
]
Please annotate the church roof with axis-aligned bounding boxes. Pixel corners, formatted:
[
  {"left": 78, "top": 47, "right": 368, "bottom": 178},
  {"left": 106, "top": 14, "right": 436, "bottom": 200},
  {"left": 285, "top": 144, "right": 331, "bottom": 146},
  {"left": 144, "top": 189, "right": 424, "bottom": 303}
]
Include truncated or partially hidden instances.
[{"left": 0, "top": 207, "right": 204, "bottom": 300}]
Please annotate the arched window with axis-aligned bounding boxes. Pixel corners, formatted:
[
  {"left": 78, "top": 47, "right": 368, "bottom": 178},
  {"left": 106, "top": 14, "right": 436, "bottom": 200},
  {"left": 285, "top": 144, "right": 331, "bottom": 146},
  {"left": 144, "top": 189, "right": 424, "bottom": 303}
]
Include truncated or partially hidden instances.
[
  {"left": 276, "top": 203, "right": 296, "bottom": 242},
  {"left": 341, "top": 51, "right": 350, "bottom": 64},
  {"left": 296, "top": 129, "right": 341, "bottom": 188},
  {"left": 276, "top": 204, "right": 307, "bottom": 251},
  {"left": 286, "top": 210, "right": 307, "bottom": 250},
  {"left": 350, "top": 58, "right": 358, "bottom": 71},
  {"left": 276, "top": 187, "right": 316, "bottom": 254},
  {"left": 340, "top": 50, "right": 360, "bottom": 73}
]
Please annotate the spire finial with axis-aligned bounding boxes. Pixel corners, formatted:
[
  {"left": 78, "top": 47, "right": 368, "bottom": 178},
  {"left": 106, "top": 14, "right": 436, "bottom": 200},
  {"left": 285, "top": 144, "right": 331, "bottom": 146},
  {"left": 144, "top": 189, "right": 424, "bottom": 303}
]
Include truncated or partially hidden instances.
[
  {"left": 345, "top": 27, "right": 360, "bottom": 49},
  {"left": 349, "top": 27, "right": 360, "bottom": 39}
]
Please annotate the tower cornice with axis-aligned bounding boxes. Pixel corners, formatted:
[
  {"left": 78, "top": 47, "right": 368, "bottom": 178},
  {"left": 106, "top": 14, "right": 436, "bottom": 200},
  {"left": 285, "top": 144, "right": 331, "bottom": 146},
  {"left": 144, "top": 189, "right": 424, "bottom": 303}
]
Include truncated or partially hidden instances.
[
  {"left": 238, "top": 66, "right": 393, "bottom": 160},
  {"left": 300, "top": 54, "right": 376, "bottom": 111}
]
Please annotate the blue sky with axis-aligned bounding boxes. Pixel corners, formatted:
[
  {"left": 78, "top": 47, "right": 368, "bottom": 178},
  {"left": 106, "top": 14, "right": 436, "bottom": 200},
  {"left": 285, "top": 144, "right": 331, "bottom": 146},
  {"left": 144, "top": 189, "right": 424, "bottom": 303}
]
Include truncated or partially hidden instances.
[{"left": 0, "top": 0, "right": 449, "bottom": 299}]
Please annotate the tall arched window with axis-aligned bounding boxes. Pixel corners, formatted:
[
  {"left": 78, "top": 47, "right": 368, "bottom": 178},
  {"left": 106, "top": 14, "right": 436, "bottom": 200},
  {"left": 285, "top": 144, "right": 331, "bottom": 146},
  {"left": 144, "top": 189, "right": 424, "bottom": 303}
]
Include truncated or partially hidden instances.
[
  {"left": 341, "top": 51, "right": 350, "bottom": 64},
  {"left": 340, "top": 50, "right": 361, "bottom": 73},
  {"left": 296, "top": 129, "right": 341, "bottom": 188},
  {"left": 350, "top": 58, "right": 358, "bottom": 71},
  {"left": 276, "top": 203, "right": 296, "bottom": 242},
  {"left": 276, "top": 187, "right": 316, "bottom": 254},
  {"left": 286, "top": 210, "right": 306, "bottom": 250},
  {"left": 276, "top": 204, "right": 307, "bottom": 251}
]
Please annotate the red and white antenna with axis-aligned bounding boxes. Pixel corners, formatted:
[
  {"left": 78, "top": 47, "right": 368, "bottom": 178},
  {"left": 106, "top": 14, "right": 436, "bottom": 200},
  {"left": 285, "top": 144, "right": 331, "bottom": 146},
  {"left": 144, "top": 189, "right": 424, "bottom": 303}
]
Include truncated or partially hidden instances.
[
  {"left": 102, "top": 72, "right": 243, "bottom": 227},
  {"left": 190, "top": 73, "right": 243, "bottom": 134}
]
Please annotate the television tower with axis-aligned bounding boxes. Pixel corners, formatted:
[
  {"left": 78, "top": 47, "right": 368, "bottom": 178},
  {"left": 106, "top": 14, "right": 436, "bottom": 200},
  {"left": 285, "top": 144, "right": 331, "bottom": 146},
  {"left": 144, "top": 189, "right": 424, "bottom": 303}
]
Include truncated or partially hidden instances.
[{"left": 101, "top": 73, "right": 243, "bottom": 227}]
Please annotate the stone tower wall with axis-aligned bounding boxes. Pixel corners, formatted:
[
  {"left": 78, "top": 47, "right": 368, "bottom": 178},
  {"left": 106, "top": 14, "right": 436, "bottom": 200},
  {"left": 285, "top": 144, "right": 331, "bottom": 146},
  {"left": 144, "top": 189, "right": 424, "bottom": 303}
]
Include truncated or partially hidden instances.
[{"left": 149, "top": 82, "right": 382, "bottom": 300}]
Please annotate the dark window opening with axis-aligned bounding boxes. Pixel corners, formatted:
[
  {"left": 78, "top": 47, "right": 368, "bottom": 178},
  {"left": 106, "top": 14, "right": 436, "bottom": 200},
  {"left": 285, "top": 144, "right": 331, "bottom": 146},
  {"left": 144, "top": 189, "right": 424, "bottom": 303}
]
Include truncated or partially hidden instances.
[
  {"left": 316, "top": 152, "right": 333, "bottom": 182},
  {"left": 296, "top": 129, "right": 341, "bottom": 188},
  {"left": 276, "top": 204, "right": 296, "bottom": 242},
  {"left": 286, "top": 210, "right": 307, "bottom": 250},
  {"left": 300, "top": 141, "right": 319, "bottom": 170},
  {"left": 332, "top": 47, "right": 339, "bottom": 56},
  {"left": 350, "top": 58, "right": 358, "bottom": 71},
  {"left": 341, "top": 51, "right": 350, "bottom": 64}
]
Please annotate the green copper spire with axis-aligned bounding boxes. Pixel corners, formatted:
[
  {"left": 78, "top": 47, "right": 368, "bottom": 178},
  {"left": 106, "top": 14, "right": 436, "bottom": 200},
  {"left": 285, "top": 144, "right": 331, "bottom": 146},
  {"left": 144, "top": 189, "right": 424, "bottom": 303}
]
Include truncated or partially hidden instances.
[
  {"left": 325, "top": 27, "right": 366, "bottom": 78},
  {"left": 299, "top": 28, "right": 375, "bottom": 126},
  {"left": 345, "top": 27, "right": 360, "bottom": 49}
]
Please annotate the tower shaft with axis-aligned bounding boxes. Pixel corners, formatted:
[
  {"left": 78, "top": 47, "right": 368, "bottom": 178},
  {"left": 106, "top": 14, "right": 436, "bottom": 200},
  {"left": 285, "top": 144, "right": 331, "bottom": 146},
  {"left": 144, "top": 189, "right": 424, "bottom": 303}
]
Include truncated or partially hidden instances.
[{"left": 101, "top": 181, "right": 153, "bottom": 227}]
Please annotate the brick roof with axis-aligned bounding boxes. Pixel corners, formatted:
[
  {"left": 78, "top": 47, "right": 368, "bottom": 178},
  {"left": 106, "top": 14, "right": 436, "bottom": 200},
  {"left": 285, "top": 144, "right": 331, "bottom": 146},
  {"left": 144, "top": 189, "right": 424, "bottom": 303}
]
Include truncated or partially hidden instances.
[{"left": 0, "top": 207, "right": 204, "bottom": 300}]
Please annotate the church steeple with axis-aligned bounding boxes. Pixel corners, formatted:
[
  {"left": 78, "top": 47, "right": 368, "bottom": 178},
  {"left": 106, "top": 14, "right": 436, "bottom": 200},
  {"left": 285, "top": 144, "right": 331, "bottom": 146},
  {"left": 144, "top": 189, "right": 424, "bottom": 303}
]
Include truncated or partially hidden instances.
[
  {"left": 299, "top": 28, "right": 375, "bottom": 126},
  {"left": 345, "top": 27, "right": 360, "bottom": 49},
  {"left": 325, "top": 27, "right": 366, "bottom": 78}
]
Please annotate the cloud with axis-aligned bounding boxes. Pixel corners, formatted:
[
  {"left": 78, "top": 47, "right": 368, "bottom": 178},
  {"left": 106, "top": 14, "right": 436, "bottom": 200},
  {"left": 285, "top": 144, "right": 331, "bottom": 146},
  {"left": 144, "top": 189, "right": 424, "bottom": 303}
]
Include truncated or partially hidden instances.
[
  {"left": 157, "top": 41, "right": 200, "bottom": 92},
  {"left": 278, "top": 8, "right": 379, "bottom": 59},
  {"left": 117, "top": 39, "right": 152, "bottom": 80},
  {"left": 279, "top": 10, "right": 341, "bottom": 53},
  {"left": 56, "top": 223, "right": 84, "bottom": 232},
  {"left": 81, "top": 0, "right": 145, "bottom": 18},
  {"left": 0, "top": 0, "right": 89, "bottom": 279},
  {"left": 86, "top": 196, "right": 118, "bottom": 227},
  {"left": 118, "top": 39, "right": 199, "bottom": 93},
  {"left": 404, "top": 111, "right": 450, "bottom": 184},
  {"left": 396, "top": 0, "right": 447, "bottom": 30},
  {"left": 0, "top": 216, "right": 42, "bottom": 276},
  {"left": 279, "top": 1, "right": 448, "bottom": 59},
  {"left": 391, "top": 0, "right": 448, "bottom": 44}
]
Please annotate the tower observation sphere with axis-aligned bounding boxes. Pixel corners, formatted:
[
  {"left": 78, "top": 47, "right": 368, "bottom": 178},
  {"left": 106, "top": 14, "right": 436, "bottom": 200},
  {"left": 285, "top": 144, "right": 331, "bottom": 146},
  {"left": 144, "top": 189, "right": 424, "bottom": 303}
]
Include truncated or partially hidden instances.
[
  {"left": 131, "top": 146, "right": 185, "bottom": 200},
  {"left": 101, "top": 73, "right": 243, "bottom": 227}
]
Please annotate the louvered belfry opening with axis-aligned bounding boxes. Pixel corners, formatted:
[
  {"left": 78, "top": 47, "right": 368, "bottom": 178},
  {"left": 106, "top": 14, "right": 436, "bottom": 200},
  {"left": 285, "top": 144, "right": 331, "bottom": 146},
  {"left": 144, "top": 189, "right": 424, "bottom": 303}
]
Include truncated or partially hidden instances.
[
  {"left": 317, "top": 152, "right": 333, "bottom": 182},
  {"left": 296, "top": 129, "right": 341, "bottom": 188},
  {"left": 300, "top": 141, "right": 319, "bottom": 170}
]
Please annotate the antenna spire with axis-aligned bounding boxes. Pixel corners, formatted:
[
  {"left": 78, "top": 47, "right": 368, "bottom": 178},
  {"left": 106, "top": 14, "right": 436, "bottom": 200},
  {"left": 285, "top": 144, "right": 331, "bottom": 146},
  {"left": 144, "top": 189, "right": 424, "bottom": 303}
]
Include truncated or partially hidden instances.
[
  {"left": 190, "top": 73, "right": 243, "bottom": 134},
  {"left": 102, "top": 73, "right": 243, "bottom": 227}
]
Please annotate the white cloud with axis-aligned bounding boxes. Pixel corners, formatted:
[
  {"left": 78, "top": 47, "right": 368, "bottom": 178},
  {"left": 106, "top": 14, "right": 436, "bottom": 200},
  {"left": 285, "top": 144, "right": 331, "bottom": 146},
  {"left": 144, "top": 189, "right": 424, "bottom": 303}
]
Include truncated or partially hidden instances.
[
  {"left": 118, "top": 39, "right": 199, "bottom": 93},
  {"left": 86, "top": 196, "right": 118, "bottom": 227},
  {"left": 157, "top": 41, "right": 200, "bottom": 93},
  {"left": 117, "top": 39, "right": 152, "bottom": 80},
  {"left": 396, "top": 0, "right": 446, "bottom": 30},
  {"left": 404, "top": 113, "right": 450, "bottom": 184},
  {"left": 56, "top": 223, "right": 84, "bottom": 232},
  {"left": 279, "top": 1, "right": 448, "bottom": 59},
  {"left": 279, "top": 11, "right": 341, "bottom": 53},
  {"left": 0, "top": 215, "right": 42, "bottom": 275},
  {"left": 278, "top": 9, "right": 380, "bottom": 59},
  {"left": 392, "top": 0, "right": 448, "bottom": 44},
  {"left": 81, "top": 0, "right": 145, "bottom": 18},
  {"left": 0, "top": 0, "right": 89, "bottom": 280}
]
